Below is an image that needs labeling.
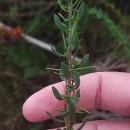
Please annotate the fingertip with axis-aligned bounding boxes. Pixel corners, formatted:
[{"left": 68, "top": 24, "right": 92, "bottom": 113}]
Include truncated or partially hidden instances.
[
  {"left": 22, "top": 93, "right": 43, "bottom": 122},
  {"left": 22, "top": 82, "right": 65, "bottom": 122}
]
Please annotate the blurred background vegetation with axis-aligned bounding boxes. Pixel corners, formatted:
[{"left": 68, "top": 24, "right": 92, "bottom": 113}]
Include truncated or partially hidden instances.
[{"left": 0, "top": 0, "right": 130, "bottom": 129}]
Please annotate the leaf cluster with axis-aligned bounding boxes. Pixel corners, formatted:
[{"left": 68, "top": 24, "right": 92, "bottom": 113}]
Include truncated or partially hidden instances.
[
  {"left": 54, "top": 0, "right": 85, "bottom": 52},
  {"left": 46, "top": 0, "right": 92, "bottom": 129}
]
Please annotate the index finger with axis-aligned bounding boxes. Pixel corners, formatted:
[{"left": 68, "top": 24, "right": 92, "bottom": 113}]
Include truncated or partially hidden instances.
[{"left": 22, "top": 72, "right": 130, "bottom": 122}]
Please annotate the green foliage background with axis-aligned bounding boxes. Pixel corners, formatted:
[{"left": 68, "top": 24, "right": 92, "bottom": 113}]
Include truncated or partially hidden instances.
[{"left": 0, "top": 0, "right": 130, "bottom": 129}]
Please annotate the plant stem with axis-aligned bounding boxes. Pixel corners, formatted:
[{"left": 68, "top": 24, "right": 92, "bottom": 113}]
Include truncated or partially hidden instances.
[
  {"left": 66, "top": 1, "right": 73, "bottom": 130},
  {"left": 68, "top": 1, "right": 72, "bottom": 89}
]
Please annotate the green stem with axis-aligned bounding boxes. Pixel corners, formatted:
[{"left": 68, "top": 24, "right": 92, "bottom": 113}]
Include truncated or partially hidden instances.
[
  {"left": 66, "top": 1, "right": 73, "bottom": 130},
  {"left": 68, "top": 1, "right": 72, "bottom": 79}
]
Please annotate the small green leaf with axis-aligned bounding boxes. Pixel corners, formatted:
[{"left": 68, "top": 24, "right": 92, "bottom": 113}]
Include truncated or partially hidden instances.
[
  {"left": 72, "top": 48, "right": 79, "bottom": 62},
  {"left": 72, "top": 22, "right": 78, "bottom": 38},
  {"left": 54, "top": 14, "right": 65, "bottom": 30},
  {"left": 59, "top": 69, "right": 72, "bottom": 81},
  {"left": 79, "top": 3, "right": 85, "bottom": 18},
  {"left": 75, "top": 89, "right": 80, "bottom": 103},
  {"left": 58, "top": 0, "right": 68, "bottom": 12},
  {"left": 73, "top": 71, "right": 80, "bottom": 89},
  {"left": 58, "top": 13, "right": 66, "bottom": 22},
  {"left": 59, "top": 72, "right": 66, "bottom": 81},
  {"left": 71, "top": 66, "right": 96, "bottom": 71},
  {"left": 55, "top": 110, "right": 67, "bottom": 116},
  {"left": 74, "top": 34, "right": 79, "bottom": 49},
  {"left": 46, "top": 111, "right": 64, "bottom": 123},
  {"left": 75, "top": 89, "right": 80, "bottom": 98},
  {"left": 71, "top": 89, "right": 80, "bottom": 104},
  {"left": 62, "top": 31, "right": 68, "bottom": 51},
  {"left": 50, "top": 44, "right": 65, "bottom": 57},
  {"left": 76, "top": 104, "right": 91, "bottom": 114},
  {"left": 52, "top": 87, "right": 63, "bottom": 100},
  {"left": 73, "top": 0, "right": 82, "bottom": 16},
  {"left": 76, "top": 111, "right": 86, "bottom": 114},
  {"left": 73, "top": 0, "right": 81, "bottom": 7},
  {"left": 45, "top": 67, "right": 60, "bottom": 71},
  {"left": 80, "top": 54, "right": 89, "bottom": 66},
  {"left": 76, "top": 116, "right": 89, "bottom": 130},
  {"left": 61, "top": 62, "right": 69, "bottom": 76}
]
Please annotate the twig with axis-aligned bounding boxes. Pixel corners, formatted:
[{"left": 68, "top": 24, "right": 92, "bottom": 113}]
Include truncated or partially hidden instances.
[{"left": 0, "top": 22, "right": 81, "bottom": 62}]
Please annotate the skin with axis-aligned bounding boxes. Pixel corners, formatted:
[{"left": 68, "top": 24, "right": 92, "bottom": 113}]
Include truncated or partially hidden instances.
[{"left": 22, "top": 72, "right": 130, "bottom": 130}]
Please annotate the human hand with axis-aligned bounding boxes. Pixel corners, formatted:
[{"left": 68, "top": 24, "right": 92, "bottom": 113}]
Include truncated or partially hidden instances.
[{"left": 22, "top": 72, "right": 130, "bottom": 130}]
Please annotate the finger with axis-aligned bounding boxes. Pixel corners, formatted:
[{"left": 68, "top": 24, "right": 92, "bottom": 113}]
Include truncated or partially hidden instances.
[
  {"left": 23, "top": 72, "right": 130, "bottom": 122},
  {"left": 48, "top": 120, "right": 130, "bottom": 130}
]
